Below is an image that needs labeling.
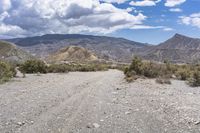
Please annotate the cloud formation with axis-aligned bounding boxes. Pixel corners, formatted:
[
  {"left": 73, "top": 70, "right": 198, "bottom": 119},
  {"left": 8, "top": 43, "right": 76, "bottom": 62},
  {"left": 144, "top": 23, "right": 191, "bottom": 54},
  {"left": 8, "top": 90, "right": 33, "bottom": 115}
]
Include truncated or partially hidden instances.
[
  {"left": 180, "top": 13, "right": 200, "bottom": 28},
  {"left": 0, "top": 0, "right": 154, "bottom": 38},
  {"left": 129, "top": 0, "right": 161, "bottom": 7},
  {"left": 100, "top": 0, "right": 128, "bottom": 4},
  {"left": 169, "top": 8, "right": 182, "bottom": 12},
  {"left": 165, "top": 0, "right": 186, "bottom": 7}
]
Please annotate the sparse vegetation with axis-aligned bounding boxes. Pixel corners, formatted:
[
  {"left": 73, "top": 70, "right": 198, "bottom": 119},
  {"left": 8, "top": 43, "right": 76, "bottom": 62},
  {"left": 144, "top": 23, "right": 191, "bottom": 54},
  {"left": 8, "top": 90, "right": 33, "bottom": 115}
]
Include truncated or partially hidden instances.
[
  {"left": 47, "top": 63, "right": 109, "bottom": 73},
  {"left": 19, "top": 59, "right": 113, "bottom": 74},
  {"left": 0, "top": 61, "right": 16, "bottom": 84},
  {"left": 124, "top": 56, "right": 200, "bottom": 87},
  {"left": 189, "top": 70, "right": 200, "bottom": 87},
  {"left": 124, "top": 57, "right": 171, "bottom": 79}
]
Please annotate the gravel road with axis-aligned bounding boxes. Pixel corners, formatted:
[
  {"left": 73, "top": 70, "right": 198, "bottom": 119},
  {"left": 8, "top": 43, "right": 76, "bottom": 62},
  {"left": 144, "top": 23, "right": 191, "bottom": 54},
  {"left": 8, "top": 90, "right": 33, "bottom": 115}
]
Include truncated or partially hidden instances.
[{"left": 0, "top": 70, "right": 200, "bottom": 133}]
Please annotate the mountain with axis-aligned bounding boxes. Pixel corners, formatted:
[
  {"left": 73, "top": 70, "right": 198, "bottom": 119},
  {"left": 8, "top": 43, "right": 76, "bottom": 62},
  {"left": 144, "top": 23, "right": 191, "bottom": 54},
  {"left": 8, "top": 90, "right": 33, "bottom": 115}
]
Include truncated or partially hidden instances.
[
  {"left": 47, "top": 46, "right": 98, "bottom": 63},
  {"left": 6, "top": 33, "right": 200, "bottom": 64},
  {"left": 141, "top": 34, "right": 200, "bottom": 63},
  {"left": 0, "top": 41, "right": 33, "bottom": 63},
  {"left": 6, "top": 34, "right": 148, "bottom": 63}
]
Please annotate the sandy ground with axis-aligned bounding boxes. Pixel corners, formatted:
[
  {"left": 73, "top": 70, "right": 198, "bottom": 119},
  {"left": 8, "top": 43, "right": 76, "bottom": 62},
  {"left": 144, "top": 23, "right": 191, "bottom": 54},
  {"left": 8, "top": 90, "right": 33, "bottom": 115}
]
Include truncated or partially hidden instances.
[{"left": 0, "top": 70, "right": 200, "bottom": 133}]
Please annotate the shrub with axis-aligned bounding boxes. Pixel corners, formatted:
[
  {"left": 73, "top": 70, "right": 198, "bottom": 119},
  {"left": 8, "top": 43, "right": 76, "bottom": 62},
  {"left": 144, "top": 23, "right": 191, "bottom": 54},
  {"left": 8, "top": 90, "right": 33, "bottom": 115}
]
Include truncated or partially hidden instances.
[
  {"left": 48, "top": 64, "right": 70, "bottom": 73},
  {"left": 129, "top": 57, "right": 143, "bottom": 75},
  {"left": 141, "top": 62, "right": 159, "bottom": 78},
  {"left": 19, "top": 60, "right": 47, "bottom": 74},
  {"left": 189, "top": 70, "right": 200, "bottom": 87},
  {"left": 47, "top": 63, "right": 109, "bottom": 73},
  {"left": 175, "top": 68, "right": 191, "bottom": 80},
  {"left": 0, "top": 61, "right": 14, "bottom": 83}
]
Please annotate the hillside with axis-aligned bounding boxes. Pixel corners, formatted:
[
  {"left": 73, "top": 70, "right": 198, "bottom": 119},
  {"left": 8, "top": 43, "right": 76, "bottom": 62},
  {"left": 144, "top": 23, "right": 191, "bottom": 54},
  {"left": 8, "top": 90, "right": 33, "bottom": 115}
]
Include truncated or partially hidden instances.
[
  {"left": 0, "top": 41, "right": 33, "bottom": 63},
  {"left": 141, "top": 34, "right": 200, "bottom": 63},
  {"left": 47, "top": 46, "right": 98, "bottom": 63},
  {"left": 6, "top": 34, "right": 148, "bottom": 63}
]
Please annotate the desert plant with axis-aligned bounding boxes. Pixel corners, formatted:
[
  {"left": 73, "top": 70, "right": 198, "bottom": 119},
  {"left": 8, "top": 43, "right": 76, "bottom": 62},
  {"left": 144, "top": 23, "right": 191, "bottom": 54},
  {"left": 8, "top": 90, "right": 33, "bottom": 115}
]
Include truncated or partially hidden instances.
[
  {"left": 48, "top": 64, "right": 70, "bottom": 73},
  {"left": 189, "top": 70, "right": 200, "bottom": 87},
  {"left": 129, "top": 56, "right": 143, "bottom": 75},
  {"left": 175, "top": 68, "right": 191, "bottom": 80},
  {"left": 0, "top": 61, "right": 14, "bottom": 83},
  {"left": 19, "top": 60, "right": 47, "bottom": 74},
  {"left": 141, "top": 62, "right": 159, "bottom": 78}
]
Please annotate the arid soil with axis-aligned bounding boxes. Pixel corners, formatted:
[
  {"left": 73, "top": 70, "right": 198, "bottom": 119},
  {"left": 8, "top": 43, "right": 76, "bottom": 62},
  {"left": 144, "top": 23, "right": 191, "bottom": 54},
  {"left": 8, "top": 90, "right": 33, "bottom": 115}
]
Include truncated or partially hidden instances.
[{"left": 0, "top": 70, "right": 200, "bottom": 133}]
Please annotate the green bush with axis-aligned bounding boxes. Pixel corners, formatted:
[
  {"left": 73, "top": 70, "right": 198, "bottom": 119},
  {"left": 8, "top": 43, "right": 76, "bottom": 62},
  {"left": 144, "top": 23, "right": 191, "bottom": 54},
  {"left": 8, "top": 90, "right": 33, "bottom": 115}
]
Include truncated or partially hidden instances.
[
  {"left": 48, "top": 64, "right": 70, "bottom": 73},
  {"left": 47, "top": 63, "right": 109, "bottom": 73},
  {"left": 129, "top": 57, "right": 143, "bottom": 75},
  {"left": 189, "top": 70, "right": 200, "bottom": 87},
  {"left": 175, "top": 68, "right": 191, "bottom": 80},
  {"left": 19, "top": 60, "right": 47, "bottom": 74},
  {"left": 141, "top": 62, "right": 159, "bottom": 78},
  {"left": 0, "top": 61, "right": 15, "bottom": 83}
]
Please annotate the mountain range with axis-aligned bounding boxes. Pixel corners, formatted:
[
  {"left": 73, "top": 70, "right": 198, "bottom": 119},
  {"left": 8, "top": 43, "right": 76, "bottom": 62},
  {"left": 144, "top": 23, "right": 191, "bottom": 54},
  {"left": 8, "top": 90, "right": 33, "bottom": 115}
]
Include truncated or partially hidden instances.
[
  {"left": 6, "top": 34, "right": 147, "bottom": 63},
  {"left": 3, "top": 33, "right": 200, "bottom": 63}
]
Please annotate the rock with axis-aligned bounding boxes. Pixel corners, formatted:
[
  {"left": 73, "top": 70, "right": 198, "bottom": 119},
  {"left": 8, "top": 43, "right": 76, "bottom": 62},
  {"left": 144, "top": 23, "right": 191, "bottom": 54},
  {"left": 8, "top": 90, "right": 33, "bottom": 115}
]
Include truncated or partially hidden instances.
[
  {"left": 112, "top": 92, "right": 118, "bottom": 94},
  {"left": 15, "top": 67, "right": 24, "bottom": 78},
  {"left": 116, "top": 88, "right": 121, "bottom": 90},
  {"left": 172, "top": 74, "right": 176, "bottom": 79},
  {"left": 125, "top": 111, "right": 131, "bottom": 115},
  {"left": 86, "top": 123, "right": 92, "bottom": 128},
  {"left": 17, "top": 121, "right": 25, "bottom": 126},
  {"left": 195, "top": 121, "right": 200, "bottom": 125},
  {"left": 100, "top": 119, "right": 104, "bottom": 122},
  {"left": 93, "top": 123, "right": 100, "bottom": 128}
]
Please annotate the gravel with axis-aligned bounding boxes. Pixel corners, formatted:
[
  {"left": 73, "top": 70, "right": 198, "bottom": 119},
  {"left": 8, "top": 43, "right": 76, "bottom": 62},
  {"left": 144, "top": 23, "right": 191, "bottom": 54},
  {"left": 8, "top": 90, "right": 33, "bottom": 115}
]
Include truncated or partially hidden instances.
[{"left": 0, "top": 70, "right": 200, "bottom": 133}]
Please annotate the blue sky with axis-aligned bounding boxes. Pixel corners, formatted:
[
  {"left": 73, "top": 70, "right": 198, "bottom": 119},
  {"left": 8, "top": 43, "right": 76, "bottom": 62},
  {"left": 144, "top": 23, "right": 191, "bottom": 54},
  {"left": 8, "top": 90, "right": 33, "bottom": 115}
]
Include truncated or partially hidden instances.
[
  {"left": 110, "top": 0, "right": 200, "bottom": 44},
  {"left": 0, "top": 0, "right": 200, "bottom": 44}
]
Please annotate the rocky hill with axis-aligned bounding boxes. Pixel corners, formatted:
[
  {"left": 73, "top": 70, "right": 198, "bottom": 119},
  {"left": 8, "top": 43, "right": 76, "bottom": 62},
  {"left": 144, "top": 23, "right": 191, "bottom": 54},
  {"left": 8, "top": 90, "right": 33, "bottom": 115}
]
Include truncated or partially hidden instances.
[
  {"left": 0, "top": 41, "right": 33, "bottom": 63},
  {"left": 141, "top": 34, "right": 200, "bottom": 63},
  {"left": 6, "top": 34, "right": 148, "bottom": 63},
  {"left": 47, "top": 46, "right": 98, "bottom": 63}
]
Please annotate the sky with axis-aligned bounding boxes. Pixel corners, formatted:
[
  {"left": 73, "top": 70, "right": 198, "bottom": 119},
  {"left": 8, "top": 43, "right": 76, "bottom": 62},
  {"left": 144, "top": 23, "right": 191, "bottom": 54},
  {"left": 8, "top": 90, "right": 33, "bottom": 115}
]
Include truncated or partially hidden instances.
[{"left": 0, "top": 0, "right": 200, "bottom": 44}]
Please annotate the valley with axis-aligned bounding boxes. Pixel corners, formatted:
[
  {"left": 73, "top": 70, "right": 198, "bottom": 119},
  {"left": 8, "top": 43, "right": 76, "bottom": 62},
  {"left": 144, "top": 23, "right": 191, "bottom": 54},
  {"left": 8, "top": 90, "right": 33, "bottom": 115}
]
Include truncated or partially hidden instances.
[{"left": 1, "top": 70, "right": 200, "bottom": 133}]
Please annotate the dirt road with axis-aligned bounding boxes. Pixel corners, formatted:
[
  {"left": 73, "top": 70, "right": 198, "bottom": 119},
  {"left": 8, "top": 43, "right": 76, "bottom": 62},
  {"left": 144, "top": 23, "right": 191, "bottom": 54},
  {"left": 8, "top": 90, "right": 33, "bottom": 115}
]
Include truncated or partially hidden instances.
[{"left": 0, "top": 70, "right": 200, "bottom": 133}]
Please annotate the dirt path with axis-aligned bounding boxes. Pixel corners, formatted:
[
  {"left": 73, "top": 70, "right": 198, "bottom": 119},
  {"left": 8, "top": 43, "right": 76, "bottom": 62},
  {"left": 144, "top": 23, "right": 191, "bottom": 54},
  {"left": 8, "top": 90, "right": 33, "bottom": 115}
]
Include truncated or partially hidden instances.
[{"left": 0, "top": 70, "right": 200, "bottom": 133}]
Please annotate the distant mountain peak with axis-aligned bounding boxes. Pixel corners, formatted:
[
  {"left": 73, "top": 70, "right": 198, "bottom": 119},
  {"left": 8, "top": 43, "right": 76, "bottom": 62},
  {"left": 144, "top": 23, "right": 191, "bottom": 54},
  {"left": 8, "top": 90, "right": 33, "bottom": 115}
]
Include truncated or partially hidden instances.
[{"left": 173, "top": 33, "right": 187, "bottom": 38}]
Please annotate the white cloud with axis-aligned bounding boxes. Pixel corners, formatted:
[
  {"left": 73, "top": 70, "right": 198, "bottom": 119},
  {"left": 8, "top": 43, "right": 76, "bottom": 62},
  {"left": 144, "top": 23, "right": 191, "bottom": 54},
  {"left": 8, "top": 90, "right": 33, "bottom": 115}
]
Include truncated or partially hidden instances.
[
  {"left": 0, "top": 0, "right": 161, "bottom": 37},
  {"left": 0, "top": 0, "right": 11, "bottom": 13},
  {"left": 163, "top": 27, "right": 174, "bottom": 31},
  {"left": 169, "top": 8, "right": 182, "bottom": 12},
  {"left": 129, "top": 0, "right": 161, "bottom": 7},
  {"left": 165, "top": 0, "right": 186, "bottom": 7},
  {"left": 180, "top": 13, "right": 200, "bottom": 28},
  {"left": 100, "top": 0, "right": 128, "bottom": 4},
  {"left": 0, "top": 23, "right": 26, "bottom": 36},
  {"left": 130, "top": 25, "right": 163, "bottom": 29}
]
